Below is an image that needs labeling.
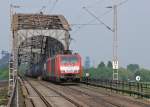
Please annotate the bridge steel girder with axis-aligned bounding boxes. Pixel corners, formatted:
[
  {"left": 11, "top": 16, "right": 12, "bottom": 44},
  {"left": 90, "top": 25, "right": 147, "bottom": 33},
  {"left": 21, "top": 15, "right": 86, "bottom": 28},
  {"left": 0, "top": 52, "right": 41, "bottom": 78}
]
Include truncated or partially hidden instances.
[
  {"left": 18, "top": 35, "right": 65, "bottom": 65},
  {"left": 11, "top": 13, "right": 71, "bottom": 67},
  {"left": 9, "top": 13, "right": 71, "bottom": 96}
]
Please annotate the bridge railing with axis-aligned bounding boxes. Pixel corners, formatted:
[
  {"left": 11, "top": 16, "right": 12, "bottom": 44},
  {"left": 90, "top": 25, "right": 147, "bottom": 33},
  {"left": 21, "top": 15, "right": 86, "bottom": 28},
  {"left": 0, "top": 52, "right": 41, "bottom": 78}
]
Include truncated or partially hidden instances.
[
  {"left": 7, "top": 79, "right": 17, "bottom": 107},
  {"left": 82, "top": 77, "right": 150, "bottom": 99}
]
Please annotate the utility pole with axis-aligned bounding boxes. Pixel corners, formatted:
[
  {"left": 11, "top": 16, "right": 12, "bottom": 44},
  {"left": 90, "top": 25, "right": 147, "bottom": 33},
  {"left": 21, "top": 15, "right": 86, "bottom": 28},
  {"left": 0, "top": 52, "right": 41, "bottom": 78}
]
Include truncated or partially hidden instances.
[
  {"left": 108, "top": 0, "right": 128, "bottom": 80},
  {"left": 82, "top": 0, "right": 128, "bottom": 80},
  {"left": 83, "top": 4, "right": 119, "bottom": 80},
  {"left": 112, "top": 3, "right": 119, "bottom": 81}
]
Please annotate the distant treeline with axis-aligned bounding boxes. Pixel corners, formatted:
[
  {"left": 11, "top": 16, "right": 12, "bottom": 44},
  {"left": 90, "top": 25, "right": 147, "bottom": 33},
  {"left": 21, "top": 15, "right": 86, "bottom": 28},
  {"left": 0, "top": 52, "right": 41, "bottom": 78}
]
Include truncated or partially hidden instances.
[{"left": 83, "top": 61, "right": 150, "bottom": 82}]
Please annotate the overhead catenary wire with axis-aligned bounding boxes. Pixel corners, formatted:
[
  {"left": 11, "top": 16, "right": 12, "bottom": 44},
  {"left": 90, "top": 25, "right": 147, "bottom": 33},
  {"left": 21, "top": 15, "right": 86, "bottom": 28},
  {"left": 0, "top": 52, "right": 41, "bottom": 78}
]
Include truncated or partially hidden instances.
[
  {"left": 80, "top": 0, "right": 129, "bottom": 33},
  {"left": 71, "top": 0, "right": 109, "bottom": 33},
  {"left": 116, "top": 0, "right": 129, "bottom": 7},
  {"left": 83, "top": 7, "right": 113, "bottom": 32},
  {"left": 71, "top": 8, "right": 113, "bottom": 35}
]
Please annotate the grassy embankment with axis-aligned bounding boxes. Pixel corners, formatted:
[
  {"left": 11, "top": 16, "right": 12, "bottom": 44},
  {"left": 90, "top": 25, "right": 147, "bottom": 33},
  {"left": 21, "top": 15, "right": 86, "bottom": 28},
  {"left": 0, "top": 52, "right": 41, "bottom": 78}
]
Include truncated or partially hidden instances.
[{"left": 0, "top": 67, "right": 9, "bottom": 80}]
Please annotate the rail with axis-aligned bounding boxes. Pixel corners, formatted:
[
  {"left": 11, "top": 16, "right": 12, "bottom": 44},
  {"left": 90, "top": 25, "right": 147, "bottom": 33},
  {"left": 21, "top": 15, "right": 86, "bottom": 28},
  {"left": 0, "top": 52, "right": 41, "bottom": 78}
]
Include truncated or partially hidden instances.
[
  {"left": 7, "top": 79, "right": 17, "bottom": 107},
  {"left": 39, "top": 81, "right": 83, "bottom": 107},
  {"left": 20, "top": 76, "right": 52, "bottom": 107},
  {"left": 82, "top": 77, "right": 150, "bottom": 99}
]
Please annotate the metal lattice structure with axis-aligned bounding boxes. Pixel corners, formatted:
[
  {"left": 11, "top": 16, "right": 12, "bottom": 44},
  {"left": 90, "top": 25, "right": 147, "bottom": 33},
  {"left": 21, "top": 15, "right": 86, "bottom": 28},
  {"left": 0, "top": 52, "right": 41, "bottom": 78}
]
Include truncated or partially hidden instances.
[
  {"left": 8, "top": 55, "right": 15, "bottom": 96},
  {"left": 112, "top": 5, "right": 119, "bottom": 81},
  {"left": 9, "top": 13, "right": 71, "bottom": 96}
]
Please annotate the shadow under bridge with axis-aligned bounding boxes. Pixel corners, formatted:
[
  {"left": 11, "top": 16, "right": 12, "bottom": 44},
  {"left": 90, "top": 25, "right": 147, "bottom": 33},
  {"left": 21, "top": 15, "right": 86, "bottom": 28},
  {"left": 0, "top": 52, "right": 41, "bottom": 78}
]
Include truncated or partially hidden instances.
[{"left": 18, "top": 35, "right": 65, "bottom": 71}]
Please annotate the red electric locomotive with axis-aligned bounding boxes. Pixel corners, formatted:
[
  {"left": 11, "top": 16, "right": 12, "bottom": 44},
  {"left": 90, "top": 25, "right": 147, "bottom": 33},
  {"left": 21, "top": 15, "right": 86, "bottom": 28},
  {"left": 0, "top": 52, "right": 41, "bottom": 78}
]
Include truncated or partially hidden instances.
[{"left": 42, "top": 53, "right": 82, "bottom": 82}]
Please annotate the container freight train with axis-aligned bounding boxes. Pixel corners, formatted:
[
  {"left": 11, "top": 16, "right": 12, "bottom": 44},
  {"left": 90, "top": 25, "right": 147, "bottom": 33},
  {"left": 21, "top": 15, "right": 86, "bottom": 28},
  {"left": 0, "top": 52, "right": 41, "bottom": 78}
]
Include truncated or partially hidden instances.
[{"left": 26, "top": 53, "right": 82, "bottom": 82}]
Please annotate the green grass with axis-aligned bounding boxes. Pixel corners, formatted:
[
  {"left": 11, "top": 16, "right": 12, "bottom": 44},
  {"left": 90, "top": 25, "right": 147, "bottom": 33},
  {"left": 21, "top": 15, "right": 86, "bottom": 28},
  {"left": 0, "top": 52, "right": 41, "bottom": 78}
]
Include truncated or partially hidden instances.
[{"left": 0, "top": 67, "right": 9, "bottom": 80}]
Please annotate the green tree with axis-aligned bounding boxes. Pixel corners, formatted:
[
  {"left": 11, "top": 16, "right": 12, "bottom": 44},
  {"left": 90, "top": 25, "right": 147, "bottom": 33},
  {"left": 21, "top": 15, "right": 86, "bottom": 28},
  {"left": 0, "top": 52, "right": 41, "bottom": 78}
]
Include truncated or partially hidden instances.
[
  {"left": 134, "top": 69, "right": 150, "bottom": 82},
  {"left": 127, "top": 64, "right": 139, "bottom": 72},
  {"left": 84, "top": 62, "right": 150, "bottom": 82},
  {"left": 98, "top": 61, "right": 105, "bottom": 68},
  {"left": 118, "top": 67, "right": 133, "bottom": 81},
  {"left": 107, "top": 61, "right": 112, "bottom": 69}
]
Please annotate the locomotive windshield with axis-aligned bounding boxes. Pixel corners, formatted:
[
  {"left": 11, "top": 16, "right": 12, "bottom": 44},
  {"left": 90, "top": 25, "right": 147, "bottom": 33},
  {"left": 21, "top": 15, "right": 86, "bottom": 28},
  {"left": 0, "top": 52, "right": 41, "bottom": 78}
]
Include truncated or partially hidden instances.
[{"left": 61, "top": 56, "right": 78, "bottom": 64}]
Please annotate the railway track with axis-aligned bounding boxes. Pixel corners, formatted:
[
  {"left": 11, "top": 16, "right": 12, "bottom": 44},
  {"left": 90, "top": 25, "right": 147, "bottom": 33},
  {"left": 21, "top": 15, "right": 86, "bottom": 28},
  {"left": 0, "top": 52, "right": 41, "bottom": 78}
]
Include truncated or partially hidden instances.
[
  {"left": 20, "top": 77, "right": 150, "bottom": 107},
  {"left": 29, "top": 80, "right": 84, "bottom": 107},
  {"left": 40, "top": 80, "right": 150, "bottom": 107},
  {"left": 27, "top": 81, "right": 52, "bottom": 107},
  {"left": 65, "top": 86, "right": 121, "bottom": 107},
  {"left": 39, "top": 81, "right": 121, "bottom": 107},
  {"left": 76, "top": 84, "right": 150, "bottom": 106},
  {"left": 38, "top": 83, "right": 83, "bottom": 107},
  {"left": 21, "top": 77, "right": 83, "bottom": 107},
  {"left": 67, "top": 84, "right": 150, "bottom": 107},
  {"left": 19, "top": 77, "right": 52, "bottom": 107}
]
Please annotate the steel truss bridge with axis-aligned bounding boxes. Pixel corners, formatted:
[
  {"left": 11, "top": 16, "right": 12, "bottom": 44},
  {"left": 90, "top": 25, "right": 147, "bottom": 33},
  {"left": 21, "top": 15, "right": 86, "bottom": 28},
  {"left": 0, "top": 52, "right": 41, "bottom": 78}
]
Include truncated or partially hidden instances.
[{"left": 8, "top": 13, "right": 71, "bottom": 106}]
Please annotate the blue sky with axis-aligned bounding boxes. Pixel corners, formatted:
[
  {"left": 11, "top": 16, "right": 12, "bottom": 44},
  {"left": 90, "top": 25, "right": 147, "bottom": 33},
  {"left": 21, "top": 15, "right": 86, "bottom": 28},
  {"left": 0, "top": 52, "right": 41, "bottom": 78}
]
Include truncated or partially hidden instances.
[{"left": 0, "top": 0, "right": 150, "bottom": 68}]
